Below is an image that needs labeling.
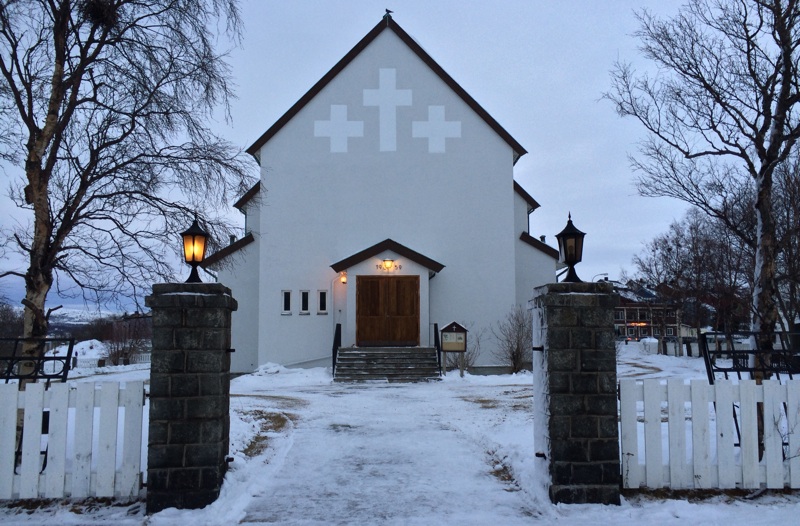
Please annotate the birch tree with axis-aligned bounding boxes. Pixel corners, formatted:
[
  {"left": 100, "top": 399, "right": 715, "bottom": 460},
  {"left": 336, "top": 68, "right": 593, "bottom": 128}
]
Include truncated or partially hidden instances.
[
  {"left": 0, "top": 0, "right": 255, "bottom": 351},
  {"left": 607, "top": 0, "right": 800, "bottom": 352}
]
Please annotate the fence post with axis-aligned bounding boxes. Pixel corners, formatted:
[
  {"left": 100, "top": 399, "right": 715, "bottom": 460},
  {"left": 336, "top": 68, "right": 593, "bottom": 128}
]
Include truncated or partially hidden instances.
[
  {"left": 144, "top": 283, "right": 237, "bottom": 514},
  {"left": 531, "top": 281, "right": 620, "bottom": 505}
]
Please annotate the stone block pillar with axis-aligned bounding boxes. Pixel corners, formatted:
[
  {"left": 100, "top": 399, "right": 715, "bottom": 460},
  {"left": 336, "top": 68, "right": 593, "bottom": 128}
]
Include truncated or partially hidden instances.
[
  {"left": 144, "top": 283, "right": 237, "bottom": 514},
  {"left": 531, "top": 281, "right": 620, "bottom": 505}
]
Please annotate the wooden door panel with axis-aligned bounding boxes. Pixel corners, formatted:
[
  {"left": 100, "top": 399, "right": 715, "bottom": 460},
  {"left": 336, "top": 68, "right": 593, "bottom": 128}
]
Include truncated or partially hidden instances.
[
  {"left": 356, "top": 277, "right": 386, "bottom": 344},
  {"left": 356, "top": 276, "right": 419, "bottom": 346}
]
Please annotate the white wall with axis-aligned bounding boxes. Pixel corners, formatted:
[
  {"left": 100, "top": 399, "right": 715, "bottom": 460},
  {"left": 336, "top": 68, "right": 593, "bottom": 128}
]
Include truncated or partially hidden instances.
[
  {"left": 253, "top": 29, "right": 548, "bottom": 367},
  {"left": 217, "top": 241, "right": 260, "bottom": 373}
]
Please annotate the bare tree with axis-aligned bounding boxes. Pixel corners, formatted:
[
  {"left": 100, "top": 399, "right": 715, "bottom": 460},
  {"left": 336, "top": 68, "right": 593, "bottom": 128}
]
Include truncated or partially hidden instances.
[
  {"left": 492, "top": 306, "right": 533, "bottom": 374},
  {"left": 0, "top": 0, "right": 256, "bottom": 354},
  {"left": 632, "top": 209, "right": 751, "bottom": 349},
  {"left": 607, "top": 0, "right": 800, "bottom": 353}
]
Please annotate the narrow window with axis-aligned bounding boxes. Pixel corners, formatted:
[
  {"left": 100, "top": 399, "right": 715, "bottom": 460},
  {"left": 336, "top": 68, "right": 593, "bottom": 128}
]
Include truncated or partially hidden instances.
[
  {"left": 300, "top": 290, "right": 310, "bottom": 314},
  {"left": 282, "top": 290, "right": 291, "bottom": 314},
  {"left": 318, "top": 290, "right": 328, "bottom": 314}
]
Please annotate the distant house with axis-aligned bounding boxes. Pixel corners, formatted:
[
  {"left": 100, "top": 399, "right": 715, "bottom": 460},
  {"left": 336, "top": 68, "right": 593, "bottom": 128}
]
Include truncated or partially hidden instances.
[
  {"left": 613, "top": 282, "right": 696, "bottom": 340},
  {"left": 204, "top": 15, "right": 558, "bottom": 373}
]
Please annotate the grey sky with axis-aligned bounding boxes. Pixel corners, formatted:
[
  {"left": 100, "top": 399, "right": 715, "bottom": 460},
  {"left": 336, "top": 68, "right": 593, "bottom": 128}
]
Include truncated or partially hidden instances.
[
  {"left": 220, "top": 0, "right": 688, "bottom": 283},
  {"left": 0, "top": 0, "right": 688, "bottom": 307}
]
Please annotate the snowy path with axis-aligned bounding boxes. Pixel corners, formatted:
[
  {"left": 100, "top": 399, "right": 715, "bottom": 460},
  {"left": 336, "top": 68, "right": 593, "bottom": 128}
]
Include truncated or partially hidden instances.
[{"left": 237, "top": 381, "right": 539, "bottom": 525}]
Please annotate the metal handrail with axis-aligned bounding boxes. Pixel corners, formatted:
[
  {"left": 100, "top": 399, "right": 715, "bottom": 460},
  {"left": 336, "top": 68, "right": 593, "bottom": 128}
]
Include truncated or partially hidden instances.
[
  {"left": 700, "top": 331, "right": 800, "bottom": 385},
  {"left": 0, "top": 337, "right": 75, "bottom": 386},
  {"left": 331, "top": 323, "right": 342, "bottom": 375},
  {"left": 433, "top": 323, "right": 442, "bottom": 375}
]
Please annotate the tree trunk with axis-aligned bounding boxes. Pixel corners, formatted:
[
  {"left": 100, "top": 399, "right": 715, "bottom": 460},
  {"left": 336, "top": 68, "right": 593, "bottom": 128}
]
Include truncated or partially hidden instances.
[{"left": 752, "top": 172, "right": 779, "bottom": 374}]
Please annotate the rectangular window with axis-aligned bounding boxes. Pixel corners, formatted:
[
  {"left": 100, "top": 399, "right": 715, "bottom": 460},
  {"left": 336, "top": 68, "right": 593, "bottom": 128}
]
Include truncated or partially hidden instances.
[
  {"left": 667, "top": 327, "right": 675, "bottom": 336},
  {"left": 641, "top": 328, "right": 649, "bottom": 336},
  {"left": 654, "top": 328, "right": 661, "bottom": 336},
  {"left": 282, "top": 290, "right": 291, "bottom": 314},
  {"left": 614, "top": 310, "right": 624, "bottom": 321},
  {"left": 318, "top": 290, "right": 328, "bottom": 314},
  {"left": 627, "top": 327, "right": 636, "bottom": 336},
  {"left": 300, "top": 290, "right": 310, "bottom": 314}
]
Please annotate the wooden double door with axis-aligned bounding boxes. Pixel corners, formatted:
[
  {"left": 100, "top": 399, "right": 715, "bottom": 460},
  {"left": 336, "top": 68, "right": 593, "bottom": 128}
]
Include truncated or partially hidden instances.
[{"left": 356, "top": 276, "right": 420, "bottom": 347}]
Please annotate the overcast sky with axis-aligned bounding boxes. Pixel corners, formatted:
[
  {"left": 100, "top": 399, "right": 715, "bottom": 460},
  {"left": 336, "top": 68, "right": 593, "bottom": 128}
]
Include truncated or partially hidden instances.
[
  {"left": 220, "top": 0, "right": 688, "bottom": 284},
  {"left": 1, "top": 0, "right": 689, "bottom": 307}
]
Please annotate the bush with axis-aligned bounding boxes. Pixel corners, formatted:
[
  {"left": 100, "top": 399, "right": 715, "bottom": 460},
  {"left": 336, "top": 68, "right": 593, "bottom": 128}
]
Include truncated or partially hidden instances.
[{"left": 492, "top": 306, "right": 533, "bottom": 373}]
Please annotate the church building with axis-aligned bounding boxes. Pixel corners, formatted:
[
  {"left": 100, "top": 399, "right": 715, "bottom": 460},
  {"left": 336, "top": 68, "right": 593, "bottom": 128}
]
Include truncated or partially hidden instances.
[{"left": 204, "top": 14, "right": 559, "bottom": 373}]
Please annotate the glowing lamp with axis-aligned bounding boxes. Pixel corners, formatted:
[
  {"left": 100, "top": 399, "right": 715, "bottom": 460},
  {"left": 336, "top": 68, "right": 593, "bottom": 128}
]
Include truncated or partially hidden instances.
[{"left": 180, "top": 217, "right": 208, "bottom": 283}]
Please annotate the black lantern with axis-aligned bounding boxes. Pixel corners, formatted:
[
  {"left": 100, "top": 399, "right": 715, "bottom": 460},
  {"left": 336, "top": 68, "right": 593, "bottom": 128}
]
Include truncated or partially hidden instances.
[
  {"left": 555, "top": 213, "right": 585, "bottom": 283},
  {"left": 180, "top": 216, "right": 208, "bottom": 283}
]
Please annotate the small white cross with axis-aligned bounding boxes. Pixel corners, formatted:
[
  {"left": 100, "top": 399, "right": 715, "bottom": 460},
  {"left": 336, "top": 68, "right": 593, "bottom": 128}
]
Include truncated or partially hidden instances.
[
  {"left": 412, "top": 105, "right": 461, "bottom": 153},
  {"left": 363, "top": 68, "right": 412, "bottom": 152},
  {"left": 314, "top": 105, "right": 364, "bottom": 153}
]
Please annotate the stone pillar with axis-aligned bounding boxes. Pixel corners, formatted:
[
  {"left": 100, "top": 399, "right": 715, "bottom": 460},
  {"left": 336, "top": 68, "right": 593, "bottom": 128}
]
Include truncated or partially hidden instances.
[
  {"left": 145, "top": 283, "right": 237, "bottom": 514},
  {"left": 531, "top": 281, "right": 620, "bottom": 505}
]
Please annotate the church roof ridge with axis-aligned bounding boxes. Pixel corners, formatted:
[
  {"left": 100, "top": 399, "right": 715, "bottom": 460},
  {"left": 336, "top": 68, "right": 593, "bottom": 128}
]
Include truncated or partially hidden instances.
[{"left": 245, "top": 15, "right": 527, "bottom": 163}]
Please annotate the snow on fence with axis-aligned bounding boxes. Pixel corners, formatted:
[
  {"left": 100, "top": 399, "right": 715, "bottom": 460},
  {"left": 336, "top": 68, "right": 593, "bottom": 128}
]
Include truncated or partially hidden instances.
[
  {"left": 620, "top": 378, "right": 800, "bottom": 490},
  {"left": 0, "top": 381, "right": 145, "bottom": 500}
]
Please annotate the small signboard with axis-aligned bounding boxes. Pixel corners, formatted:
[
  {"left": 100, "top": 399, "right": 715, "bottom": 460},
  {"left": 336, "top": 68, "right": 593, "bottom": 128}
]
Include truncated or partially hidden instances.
[{"left": 441, "top": 322, "right": 468, "bottom": 353}]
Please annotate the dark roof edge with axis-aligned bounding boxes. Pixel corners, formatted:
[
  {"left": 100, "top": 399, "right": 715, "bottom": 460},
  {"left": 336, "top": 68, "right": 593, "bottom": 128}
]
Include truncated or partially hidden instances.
[
  {"left": 331, "top": 238, "right": 445, "bottom": 273},
  {"left": 245, "top": 18, "right": 387, "bottom": 156},
  {"left": 387, "top": 18, "right": 527, "bottom": 161},
  {"left": 233, "top": 182, "right": 261, "bottom": 210},
  {"left": 245, "top": 15, "right": 527, "bottom": 161},
  {"left": 201, "top": 232, "right": 255, "bottom": 268},
  {"left": 513, "top": 181, "right": 540, "bottom": 213},
  {"left": 519, "top": 231, "right": 559, "bottom": 260}
]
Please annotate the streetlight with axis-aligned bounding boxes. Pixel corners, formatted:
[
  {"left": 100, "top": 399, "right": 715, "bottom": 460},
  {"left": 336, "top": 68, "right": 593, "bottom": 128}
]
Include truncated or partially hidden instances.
[
  {"left": 592, "top": 273, "right": 609, "bottom": 282},
  {"left": 180, "top": 216, "right": 209, "bottom": 283},
  {"left": 555, "top": 213, "right": 585, "bottom": 283}
]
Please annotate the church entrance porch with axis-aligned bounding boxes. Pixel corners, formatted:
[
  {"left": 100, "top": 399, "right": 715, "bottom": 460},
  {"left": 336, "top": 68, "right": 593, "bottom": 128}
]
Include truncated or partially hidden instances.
[{"left": 356, "top": 275, "right": 419, "bottom": 347}]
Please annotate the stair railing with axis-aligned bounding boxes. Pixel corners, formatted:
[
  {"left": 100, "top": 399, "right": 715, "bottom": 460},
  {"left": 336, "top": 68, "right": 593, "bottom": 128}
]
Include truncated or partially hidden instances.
[
  {"left": 433, "top": 323, "right": 442, "bottom": 376},
  {"left": 331, "top": 323, "right": 342, "bottom": 375}
]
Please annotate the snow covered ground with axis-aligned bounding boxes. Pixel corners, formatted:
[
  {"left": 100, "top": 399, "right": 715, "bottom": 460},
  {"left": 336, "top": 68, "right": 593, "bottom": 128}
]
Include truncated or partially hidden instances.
[{"left": 1, "top": 342, "right": 799, "bottom": 524}]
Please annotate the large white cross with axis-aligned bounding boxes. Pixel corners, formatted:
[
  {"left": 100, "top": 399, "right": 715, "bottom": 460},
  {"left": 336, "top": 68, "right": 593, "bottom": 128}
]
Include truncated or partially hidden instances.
[
  {"left": 314, "top": 105, "right": 364, "bottom": 153},
  {"left": 412, "top": 105, "right": 461, "bottom": 153},
  {"left": 363, "top": 68, "right": 412, "bottom": 152}
]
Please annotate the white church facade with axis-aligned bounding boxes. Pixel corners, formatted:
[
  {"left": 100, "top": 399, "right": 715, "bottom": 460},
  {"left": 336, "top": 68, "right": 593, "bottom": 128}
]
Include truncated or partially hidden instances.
[{"left": 204, "top": 15, "right": 559, "bottom": 373}]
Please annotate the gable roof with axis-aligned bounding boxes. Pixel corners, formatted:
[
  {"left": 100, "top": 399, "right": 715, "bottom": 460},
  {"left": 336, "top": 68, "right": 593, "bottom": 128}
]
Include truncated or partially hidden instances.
[
  {"left": 331, "top": 238, "right": 445, "bottom": 273},
  {"left": 513, "top": 181, "right": 540, "bottom": 213},
  {"left": 519, "top": 231, "right": 559, "bottom": 260},
  {"left": 200, "top": 232, "right": 255, "bottom": 268},
  {"left": 233, "top": 182, "right": 261, "bottom": 210},
  {"left": 246, "top": 14, "right": 527, "bottom": 163}
]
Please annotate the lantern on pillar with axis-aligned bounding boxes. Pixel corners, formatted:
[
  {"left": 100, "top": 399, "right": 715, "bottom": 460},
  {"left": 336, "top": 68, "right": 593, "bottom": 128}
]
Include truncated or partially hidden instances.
[
  {"left": 180, "top": 216, "right": 209, "bottom": 283},
  {"left": 555, "top": 213, "right": 585, "bottom": 283}
]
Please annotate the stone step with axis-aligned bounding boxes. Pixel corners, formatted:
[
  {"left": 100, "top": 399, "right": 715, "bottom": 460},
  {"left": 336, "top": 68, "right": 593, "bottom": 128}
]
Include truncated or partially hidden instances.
[{"left": 334, "top": 346, "right": 440, "bottom": 383}]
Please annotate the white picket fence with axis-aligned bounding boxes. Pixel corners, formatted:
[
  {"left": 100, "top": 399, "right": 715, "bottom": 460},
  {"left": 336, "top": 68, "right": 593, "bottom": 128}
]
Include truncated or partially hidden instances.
[
  {"left": 619, "top": 378, "right": 800, "bottom": 490},
  {"left": 0, "top": 381, "right": 145, "bottom": 500}
]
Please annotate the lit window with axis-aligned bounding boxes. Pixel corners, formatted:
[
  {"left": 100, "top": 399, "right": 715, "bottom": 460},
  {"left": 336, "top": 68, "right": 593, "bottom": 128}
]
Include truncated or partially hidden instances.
[
  {"left": 282, "top": 290, "right": 291, "bottom": 314},
  {"left": 318, "top": 290, "right": 328, "bottom": 314},
  {"left": 300, "top": 290, "right": 310, "bottom": 314}
]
